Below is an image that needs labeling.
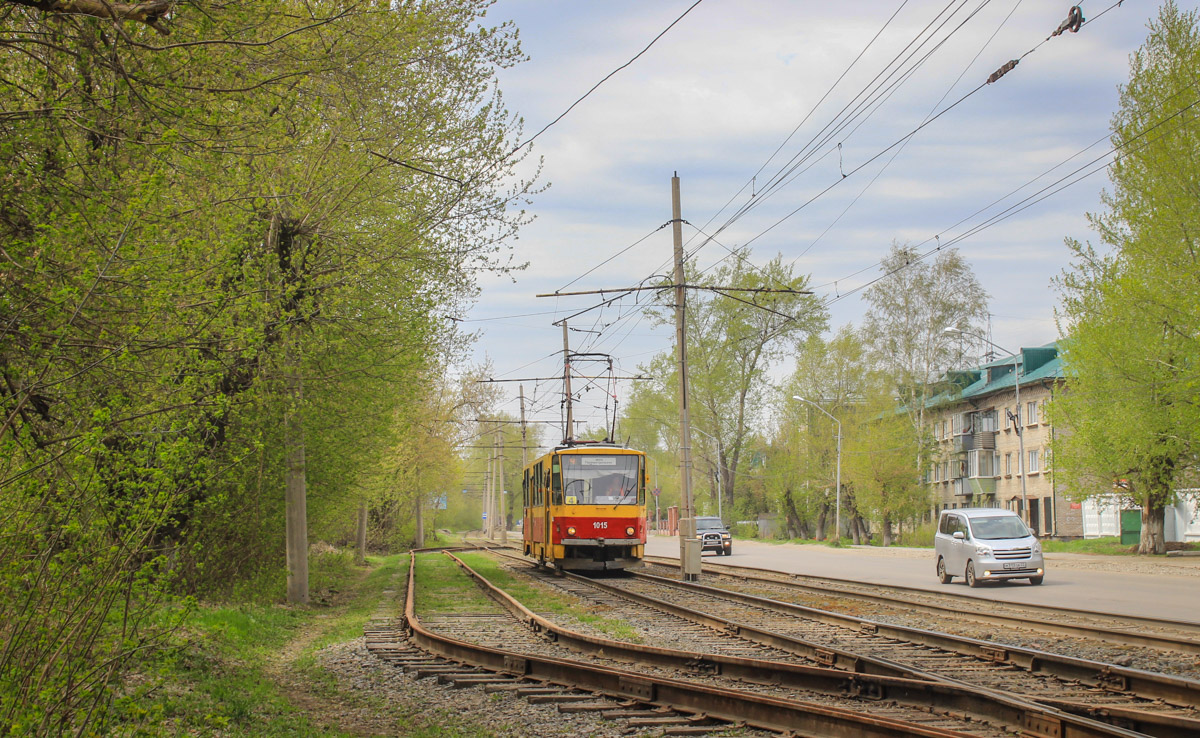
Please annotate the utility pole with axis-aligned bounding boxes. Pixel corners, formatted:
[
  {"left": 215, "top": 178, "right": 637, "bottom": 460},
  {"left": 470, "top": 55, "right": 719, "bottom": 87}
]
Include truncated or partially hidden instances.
[
  {"left": 562, "top": 321, "right": 574, "bottom": 444},
  {"left": 519, "top": 385, "right": 529, "bottom": 469},
  {"left": 484, "top": 427, "right": 494, "bottom": 539},
  {"left": 496, "top": 426, "right": 507, "bottom": 544},
  {"left": 673, "top": 173, "right": 700, "bottom": 582},
  {"left": 519, "top": 385, "right": 528, "bottom": 540},
  {"left": 531, "top": 174, "right": 809, "bottom": 580}
]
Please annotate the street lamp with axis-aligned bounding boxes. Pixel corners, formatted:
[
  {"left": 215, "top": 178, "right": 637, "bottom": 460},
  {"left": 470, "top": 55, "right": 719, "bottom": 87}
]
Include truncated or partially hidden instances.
[
  {"left": 793, "top": 396, "right": 841, "bottom": 541},
  {"left": 943, "top": 328, "right": 1028, "bottom": 524},
  {"left": 691, "top": 427, "right": 723, "bottom": 520}
]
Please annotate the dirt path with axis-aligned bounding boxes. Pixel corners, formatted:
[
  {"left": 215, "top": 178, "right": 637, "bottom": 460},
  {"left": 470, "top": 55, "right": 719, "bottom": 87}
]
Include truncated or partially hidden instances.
[{"left": 261, "top": 566, "right": 398, "bottom": 737}]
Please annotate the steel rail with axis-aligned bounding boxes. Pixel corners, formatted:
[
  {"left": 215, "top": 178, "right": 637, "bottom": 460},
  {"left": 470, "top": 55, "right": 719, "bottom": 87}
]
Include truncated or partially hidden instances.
[
  {"left": 400, "top": 550, "right": 983, "bottom": 738},
  {"left": 619, "top": 569, "right": 1200, "bottom": 738},
  {"left": 455, "top": 547, "right": 1154, "bottom": 738},
  {"left": 643, "top": 555, "right": 1200, "bottom": 654}
]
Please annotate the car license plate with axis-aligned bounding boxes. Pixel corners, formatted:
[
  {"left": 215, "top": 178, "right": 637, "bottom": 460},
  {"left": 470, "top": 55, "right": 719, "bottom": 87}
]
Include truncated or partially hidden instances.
[{"left": 1003, "top": 562, "right": 1023, "bottom": 570}]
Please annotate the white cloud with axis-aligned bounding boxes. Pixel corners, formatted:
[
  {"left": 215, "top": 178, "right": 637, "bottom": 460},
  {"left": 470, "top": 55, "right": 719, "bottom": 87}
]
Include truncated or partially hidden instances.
[{"left": 462, "top": 0, "right": 1182, "bottom": 430}]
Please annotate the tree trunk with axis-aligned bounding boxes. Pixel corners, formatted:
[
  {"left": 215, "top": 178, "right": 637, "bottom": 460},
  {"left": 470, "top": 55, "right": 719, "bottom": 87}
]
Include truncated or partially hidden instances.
[
  {"left": 881, "top": 513, "right": 894, "bottom": 547},
  {"left": 413, "top": 493, "right": 425, "bottom": 549},
  {"left": 284, "top": 339, "right": 308, "bottom": 605},
  {"left": 851, "top": 515, "right": 869, "bottom": 545},
  {"left": 355, "top": 501, "right": 368, "bottom": 565},
  {"left": 782, "top": 486, "right": 803, "bottom": 538},
  {"left": 1139, "top": 500, "right": 1166, "bottom": 555}
]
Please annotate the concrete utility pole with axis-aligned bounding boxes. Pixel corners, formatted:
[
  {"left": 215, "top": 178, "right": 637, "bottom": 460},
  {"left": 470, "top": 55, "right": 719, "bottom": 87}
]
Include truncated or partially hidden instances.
[
  {"left": 496, "top": 426, "right": 507, "bottom": 544},
  {"left": 672, "top": 173, "right": 700, "bottom": 582},
  {"left": 519, "top": 385, "right": 528, "bottom": 536},
  {"left": 562, "top": 321, "right": 574, "bottom": 444},
  {"left": 519, "top": 385, "right": 529, "bottom": 468},
  {"left": 283, "top": 337, "right": 309, "bottom": 604},
  {"left": 484, "top": 427, "right": 494, "bottom": 539}
]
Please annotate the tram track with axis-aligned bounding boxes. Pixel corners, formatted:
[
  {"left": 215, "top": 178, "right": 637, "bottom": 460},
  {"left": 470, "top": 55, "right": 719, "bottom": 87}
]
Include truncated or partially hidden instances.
[
  {"left": 602, "top": 569, "right": 1200, "bottom": 738},
  {"left": 642, "top": 555, "right": 1200, "bottom": 657},
  {"left": 439, "top": 545, "right": 1192, "bottom": 737},
  {"left": 464, "top": 542, "right": 1200, "bottom": 737},
  {"left": 368, "top": 549, "right": 1155, "bottom": 737}
]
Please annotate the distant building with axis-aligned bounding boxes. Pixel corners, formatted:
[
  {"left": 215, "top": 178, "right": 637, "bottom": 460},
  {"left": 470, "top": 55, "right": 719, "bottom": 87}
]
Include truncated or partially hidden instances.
[{"left": 923, "top": 341, "right": 1086, "bottom": 539}]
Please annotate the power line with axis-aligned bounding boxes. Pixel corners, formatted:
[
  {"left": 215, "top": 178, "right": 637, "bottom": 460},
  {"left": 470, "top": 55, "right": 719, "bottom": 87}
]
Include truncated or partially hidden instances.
[
  {"left": 512, "top": 1, "right": 705, "bottom": 154},
  {"left": 690, "top": 0, "right": 1116, "bottom": 293},
  {"left": 821, "top": 93, "right": 1200, "bottom": 307}
]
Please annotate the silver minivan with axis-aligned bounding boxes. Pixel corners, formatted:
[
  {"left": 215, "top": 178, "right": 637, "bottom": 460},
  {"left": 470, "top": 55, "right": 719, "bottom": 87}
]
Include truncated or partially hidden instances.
[{"left": 935, "top": 508, "right": 1044, "bottom": 587}]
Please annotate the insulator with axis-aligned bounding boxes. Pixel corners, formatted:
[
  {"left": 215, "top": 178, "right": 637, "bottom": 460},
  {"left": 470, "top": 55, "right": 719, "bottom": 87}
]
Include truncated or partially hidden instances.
[{"left": 987, "top": 59, "right": 1019, "bottom": 85}]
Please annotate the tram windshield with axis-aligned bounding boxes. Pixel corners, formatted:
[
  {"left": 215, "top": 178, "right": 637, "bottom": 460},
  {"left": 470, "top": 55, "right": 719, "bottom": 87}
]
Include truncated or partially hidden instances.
[{"left": 560, "top": 454, "right": 641, "bottom": 505}]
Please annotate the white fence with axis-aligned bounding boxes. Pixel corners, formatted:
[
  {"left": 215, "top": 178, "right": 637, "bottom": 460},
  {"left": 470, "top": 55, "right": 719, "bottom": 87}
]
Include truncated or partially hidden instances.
[{"left": 1081, "top": 492, "right": 1199, "bottom": 541}]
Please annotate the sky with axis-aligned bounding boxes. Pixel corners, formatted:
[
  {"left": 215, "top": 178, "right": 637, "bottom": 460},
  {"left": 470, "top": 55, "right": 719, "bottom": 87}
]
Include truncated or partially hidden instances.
[{"left": 455, "top": 0, "right": 1183, "bottom": 443}]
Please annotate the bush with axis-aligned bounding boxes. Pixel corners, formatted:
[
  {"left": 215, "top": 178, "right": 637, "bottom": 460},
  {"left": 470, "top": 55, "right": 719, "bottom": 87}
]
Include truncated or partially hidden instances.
[{"left": 896, "top": 520, "right": 937, "bottom": 548}]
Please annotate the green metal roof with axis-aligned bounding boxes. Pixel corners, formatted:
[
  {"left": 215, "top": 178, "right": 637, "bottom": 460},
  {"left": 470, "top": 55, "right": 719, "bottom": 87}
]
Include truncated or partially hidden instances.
[{"left": 925, "top": 341, "right": 1063, "bottom": 409}]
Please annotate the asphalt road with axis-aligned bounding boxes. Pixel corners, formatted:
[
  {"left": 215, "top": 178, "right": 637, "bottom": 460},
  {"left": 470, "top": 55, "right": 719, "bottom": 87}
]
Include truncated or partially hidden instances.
[{"left": 644, "top": 534, "right": 1200, "bottom": 624}]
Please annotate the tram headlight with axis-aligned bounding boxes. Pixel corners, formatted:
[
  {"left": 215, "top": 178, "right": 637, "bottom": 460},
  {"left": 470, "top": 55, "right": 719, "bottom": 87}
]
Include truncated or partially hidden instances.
[
  {"left": 625, "top": 526, "right": 635, "bottom": 537},
  {"left": 566, "top": 526, "right": 577, "bottom": 537}
]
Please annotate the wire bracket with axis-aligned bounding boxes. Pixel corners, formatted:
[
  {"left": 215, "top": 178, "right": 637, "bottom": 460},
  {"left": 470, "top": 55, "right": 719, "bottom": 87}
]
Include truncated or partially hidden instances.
[{"left": 1052, "top": 6, "right": 1085, "bottom": 37}]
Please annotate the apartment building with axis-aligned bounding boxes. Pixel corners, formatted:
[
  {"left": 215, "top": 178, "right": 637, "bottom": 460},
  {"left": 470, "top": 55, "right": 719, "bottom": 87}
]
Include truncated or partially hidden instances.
[{"left": 924, "top": 341, "right": 1084, "bottom": 539}]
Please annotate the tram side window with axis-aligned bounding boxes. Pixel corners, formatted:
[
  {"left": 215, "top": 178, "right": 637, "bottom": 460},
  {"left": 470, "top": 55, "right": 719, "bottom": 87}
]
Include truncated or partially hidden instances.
[
  {"left": 551, "top": 457, "right": 563, "bottom": 505},
  {"left": 530, "top": 460, "right": 540, "bottom": 508}
]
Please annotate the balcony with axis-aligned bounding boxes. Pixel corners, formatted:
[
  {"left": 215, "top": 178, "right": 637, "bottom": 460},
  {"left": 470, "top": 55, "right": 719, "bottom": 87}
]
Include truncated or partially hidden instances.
[{"left": 953, "top": 477, "right": 997, "bottom": 496}]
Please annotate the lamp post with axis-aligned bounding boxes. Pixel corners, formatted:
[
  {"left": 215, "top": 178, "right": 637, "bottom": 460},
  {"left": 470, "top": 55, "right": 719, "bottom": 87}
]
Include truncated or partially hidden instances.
[
  {"left": 943, "top": 328, "right": 1027, "bottom": 524},
  {"left": 691, "top": 427, "right": 723, "bottom": 521},
  {"left": 793, "top": 396, "right": 841, "bottom": 541}
]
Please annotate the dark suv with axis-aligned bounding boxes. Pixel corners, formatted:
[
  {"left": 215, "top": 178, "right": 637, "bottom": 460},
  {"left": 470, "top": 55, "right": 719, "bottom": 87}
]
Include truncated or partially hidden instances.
[{"left": 695, "top": 516, "right": 732, "bottom": 555}]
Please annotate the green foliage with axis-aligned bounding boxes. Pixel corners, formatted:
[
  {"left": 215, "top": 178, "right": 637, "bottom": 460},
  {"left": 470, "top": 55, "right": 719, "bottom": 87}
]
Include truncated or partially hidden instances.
[
  {"left": 0, "top": 1, "right": 534, "bottom": 731},
  {"left": 842, "top": 388, "right": 933, "bottom": 545},
  {"left": 1053, "top": 1, "right": 1200, "bottom": 554},
  {"left": 861, "top": 242, "right": 990, "bottom": 387},
  {"left": 628, "top": 248, "right": 828, "bottom": 517},
  {"left": 895, "top": 520, "right": 938, "bottom": 548},
  {"left": 110, "top": 554, "right": 411, "bottom": 736}
]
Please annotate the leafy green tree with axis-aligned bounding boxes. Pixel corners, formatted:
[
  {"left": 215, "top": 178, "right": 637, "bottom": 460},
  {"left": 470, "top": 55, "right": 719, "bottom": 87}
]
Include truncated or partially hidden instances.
[
  {"left": 0, "top": 1, "right": 532, "bottom": 729},
  {"left": 841, "top": 388, "right": 931, "bottom": 546},
  {"left": 1053, "top": 1, "right": 1200, "bottom": 554},
  {"left": 776, "top": 329, "right": 862, "bottom": 539},
  {"left": 640, "top": 249, "right": 827, "bottom": 520},
  {"left": 861, "top": 243, "right": 990, "bottom": 386}
]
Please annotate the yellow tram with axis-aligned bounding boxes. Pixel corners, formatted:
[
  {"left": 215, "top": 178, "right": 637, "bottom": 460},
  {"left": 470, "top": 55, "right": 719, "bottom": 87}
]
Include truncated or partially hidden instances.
[{"left": 522, "top": 442, "right": 647, "bottom": 571}]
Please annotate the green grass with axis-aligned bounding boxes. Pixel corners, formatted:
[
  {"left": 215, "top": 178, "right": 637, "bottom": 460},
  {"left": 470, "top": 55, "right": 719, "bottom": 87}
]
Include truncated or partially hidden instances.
[
  {"left": 109, "top": 550, "right": 556, "bottom": 737},
  {"left": 1040, "top": 536, "right": 1137, "bottom": 555},
  {"left": 108, "top": 552, "right": 418, "bottom": 737},
  {"left": 413, "top": 553, "right": 503, "bottom": 615},
  {"left": 452, "top": 552, "right": 643, "bottom": 642}
]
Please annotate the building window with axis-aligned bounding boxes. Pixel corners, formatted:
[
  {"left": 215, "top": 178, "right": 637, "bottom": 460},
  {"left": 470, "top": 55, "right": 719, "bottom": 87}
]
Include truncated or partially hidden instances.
[
  {"left": 1044, "top": 447, "right": 1052, "bottom": 470},
  {"left": 1043, "top": 496, "right": 1053, "bottom": 533},
  {"left": 1028, "top": 448, "right": 1040, "bottom": 474},
  {"left": 1026, "top": 400, "right": 1038, "bottom": 426},
  {"left": 1004, "top": 452, "right": 1012, "bottom": 476}
]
